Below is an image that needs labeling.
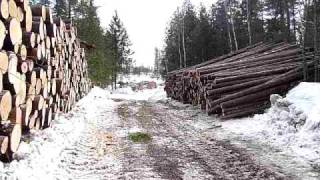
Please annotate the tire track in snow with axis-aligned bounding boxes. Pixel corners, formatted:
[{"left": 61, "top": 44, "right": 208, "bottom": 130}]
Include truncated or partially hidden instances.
[{"left": 53, "top": 94, "right": 124, "bottom": 179}]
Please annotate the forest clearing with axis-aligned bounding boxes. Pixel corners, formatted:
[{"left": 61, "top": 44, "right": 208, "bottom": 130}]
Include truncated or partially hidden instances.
[{"left": 0, "top": 0, "right": 319, "bottom": 179}]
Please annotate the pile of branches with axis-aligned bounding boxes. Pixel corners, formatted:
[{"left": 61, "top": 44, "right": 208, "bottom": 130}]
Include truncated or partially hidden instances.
[
  {"left": 0, "top": 1, "right": 91, "bottom": 161},
  {"left": 165, "top": 42, "right": 316, "bottom": 119}
]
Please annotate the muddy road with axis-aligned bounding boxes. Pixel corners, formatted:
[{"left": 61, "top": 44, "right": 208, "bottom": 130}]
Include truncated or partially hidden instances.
[{"left": 56, "top": 97, "right": 292, "bottom": 179}]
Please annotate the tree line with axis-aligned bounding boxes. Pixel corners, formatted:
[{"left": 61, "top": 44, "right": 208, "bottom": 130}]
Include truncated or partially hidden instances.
[
  {"left": 31, "top": 0, "right": 134, "bottom": 88},
  {"left": 155, "top": 0, "right": 320, "bottom": 77}
]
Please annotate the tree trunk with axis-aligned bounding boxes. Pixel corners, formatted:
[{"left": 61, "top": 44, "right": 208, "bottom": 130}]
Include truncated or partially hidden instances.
[
  {"left": 285, "top": 0, "right": 291, "bottom": 42},
  {"left": 229, "top": 4, "right": 238, "bottom": 50},
  {"left": 182, "top": 14, "right": 187, "bottom": 68},
  {"left": 314, "top": 0, "right": 319, "bottom": 82},
  {"left": 303, "top": 0, "right": 310, "bottom": 81},
  {"left": 247, "top": 0, "right": 252, "bottom": 45},
  {"left": 292, "top": 1, "right": 297, "bottom": 42},
  {"left": 224, "top": 4, "right": 233, "bottom": 52},
  {"left": 177, "top": 9, "right": 183, "bottom": 69}
]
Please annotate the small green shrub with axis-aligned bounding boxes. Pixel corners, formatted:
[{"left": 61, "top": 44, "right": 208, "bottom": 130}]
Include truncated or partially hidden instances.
[{"left": 128, "top": 132, "right": 151, "bottom": 143}]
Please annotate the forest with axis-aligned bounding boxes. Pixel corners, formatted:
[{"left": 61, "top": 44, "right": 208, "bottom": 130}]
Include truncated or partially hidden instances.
[
  {"left": 154, "top": 0, "right": 320, "bottom": 77},
  {"left": 32, "top": 0, "right": 320, "bottom": 85},
  {"left": 31, "top": 0, "right": 134, "bottom": 87}
]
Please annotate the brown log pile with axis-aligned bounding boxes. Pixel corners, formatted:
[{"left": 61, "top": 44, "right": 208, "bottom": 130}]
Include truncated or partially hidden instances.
[
  {"left": 0, "top": 1, "right": 91, "bottom": 161},
  {"left": 165, "top": 42, "right": 316, "bottom": 120}
]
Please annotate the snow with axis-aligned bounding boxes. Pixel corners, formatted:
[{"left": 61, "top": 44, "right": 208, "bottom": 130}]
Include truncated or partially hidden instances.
[
  {"left": 0, "top": 74, "right": 164, "bottom": 179},
  {"left": 2, "top": 73, "right": 319, "bottom": 179},
  {"left": 219, "top": 82, "right": 320, "bottom": 166},
  {"left": 119, "top": 73, "right": 163, "bottom": 85},
  {"left": 0, "top": 86, "right": 115, "bottom": 179},
  {"left": 110, "top": 86, "right": 167, "bottom": 102},
  {"left": 110, "top": 74, "right": 167, "bottom": 102}
]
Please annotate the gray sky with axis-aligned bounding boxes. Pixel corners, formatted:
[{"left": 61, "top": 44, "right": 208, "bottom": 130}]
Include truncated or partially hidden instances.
[{"left": 94, "top": 0, "right": 215, "bottom": 67}]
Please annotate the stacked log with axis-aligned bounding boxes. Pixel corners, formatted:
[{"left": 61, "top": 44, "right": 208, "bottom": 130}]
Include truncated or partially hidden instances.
[
  {"left": 165, "top": 42, "right": 316, "bottom": 119},
  {"left": 0, "top": 1, "right": 91, "bottom": 161}
]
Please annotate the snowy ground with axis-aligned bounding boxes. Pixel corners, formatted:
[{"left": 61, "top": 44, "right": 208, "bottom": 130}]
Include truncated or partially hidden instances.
[
  {"left": 1, "top": 75, "right": 320, "bottom": 179},
  {"left": 214, "top": 82, "right": 320, "bottom": 179}
]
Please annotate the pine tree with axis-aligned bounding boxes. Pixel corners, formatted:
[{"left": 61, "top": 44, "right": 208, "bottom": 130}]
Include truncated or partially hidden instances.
[
  {"left": 193, "top": 4, "right": 213, "bottom": 62},
  {"left": 54, "top": 0, "right": 68, "bottom": 18},
  {"left": 70, "top": 0, "right": 113, "bottom": 86},
  {"left": 108, "top": 11, "right": 134, "bottom": 88},
  {"left": 181, "top": 0, "right": 198, "bottom": 66}
]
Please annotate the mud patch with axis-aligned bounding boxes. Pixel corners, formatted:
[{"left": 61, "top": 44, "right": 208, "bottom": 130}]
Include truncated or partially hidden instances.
[{"left": 117, "top": 104, "right": 130, "bottom": 120}]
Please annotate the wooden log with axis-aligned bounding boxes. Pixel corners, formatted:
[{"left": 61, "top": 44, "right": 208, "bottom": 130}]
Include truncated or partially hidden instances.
[
  {"left": 28, "top": 110, "right": 37, "bottom": 129},
  {"left": 220, "top": 106, "right": 264, "bottom": 119},
  {"left": 20, "top": 99, "right": 32, "bottom": 127},
  {"left": 0, "top": 136, "right": 8, "bottom": 154},
  {"left": 206, "top": 68, "right": 305, "bottom": 110},
  {"left": 8, "top": 106, "right": 22, "bottom": 124},
  {"left": 17, "top": 6, "right": 23, "bottom": 22},
  {"left": 44, "top": 107, "right": 52, "bottom": 128},
  {"left": 31, "top": 5, "right": 46, "bottom": 21},
  {"left": 34, "top": 118, "right": 41, "bottom": 130},
  {"left": 26, "top": 71, "right": 36, "bottom": 86},
  {"left": 17, "top": 44, "right": 27, "bottom": 60},
  {"left": 222, "top": 100, "right": 269, "bottom": 117},
  {"left": 27, "top": 47, "right": 41, "bottom": 60},
  {"left": 0, "top": 51, "right": 9, "bottom": 74},
  {"left": 0, "top": 124, "right": 21, "bottom": 153},
  {"left": 44, "top": 7, "right": 52, "bottom": 24},
  {"left": 5, "top": 17, "right": 22, "bottom": 46},
  {"left": 27, "top": 59, "right": 33, "bottom": 71},
  {"left": 15, "top": 0, "right": 29, "bottom": 10},
  {"left": 32, "top": 20, "right": 44, "bottom": 41},
  {"left": 32, "top": 95, "right": 44, "bottom": 111},
  {"left": 27, "top": 84, "right": 35, "bottom": 100},
  {"left": 22, "top": 6, "right": 32, "bottom": 32},
  {"left": 214, "top": 66, "right": 296, "bottom": 84},
  {"left": 35, "top": 78, "right": 41, "bottom": 94},
  {"left": 51, "top": 78, "right": 56, "bottom": 95},
  {"left": 206, "top": 76, "right": 274, "bottom": 97},
  {"left": 0, "top": 90, "right": 12, "bottom": 120},
  {"left": 0, "top": 21, "right": 5, "bottom": 50},
  {"left": 23, "top": 32, "right": 36, "bottom": 48},
  {"left": 17, "top": 59, "right": 28, "bottom": 73},
  {"left": 0, "top": 0, "right": 9, "bottom": 20},
  {"left": 8, "top": 0, "right": 17, "bottom": 18}
]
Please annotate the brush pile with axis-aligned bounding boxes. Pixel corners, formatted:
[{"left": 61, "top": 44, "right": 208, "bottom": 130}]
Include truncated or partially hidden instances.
[
  {"left": 0, "top": 1, "right": 91, "bottom": 161},
  {"left": 165, "top": 42, "right": 316, "bottom": 119}
]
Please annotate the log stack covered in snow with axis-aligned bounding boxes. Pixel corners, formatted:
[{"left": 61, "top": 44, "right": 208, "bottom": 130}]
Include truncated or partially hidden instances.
[
  {"left": 0, "top": 1, "right": 91, "bottom": 161},
  {"left": 165, "top": 42, "right": 316, "bottom": 119}
]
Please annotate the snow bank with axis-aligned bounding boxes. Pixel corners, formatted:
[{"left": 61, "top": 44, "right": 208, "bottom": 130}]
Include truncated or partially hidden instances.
[
  {"left": 0, "top": 87, "right": 113, "bottom": 179},
  {"left": 221, "top": 82, "right": 320, "bottom": 164}
]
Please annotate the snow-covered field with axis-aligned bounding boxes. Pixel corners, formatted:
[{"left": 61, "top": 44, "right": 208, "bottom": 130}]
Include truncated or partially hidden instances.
[{"left": 1, "top": 73, "right": 320, "bottom": 179}]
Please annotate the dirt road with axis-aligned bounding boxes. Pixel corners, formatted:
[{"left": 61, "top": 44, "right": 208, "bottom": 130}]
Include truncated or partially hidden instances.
[{"left": 56, "top": 97, "right": 291, "bottom": 179}]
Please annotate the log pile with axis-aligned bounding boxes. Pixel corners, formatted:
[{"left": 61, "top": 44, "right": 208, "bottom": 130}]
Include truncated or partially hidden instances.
[
  {"left": 0, "top": 1, "right": 91, "bottom": 161},
  {"left": 165, "top": 42, "right": 316, "bottom": 119}
]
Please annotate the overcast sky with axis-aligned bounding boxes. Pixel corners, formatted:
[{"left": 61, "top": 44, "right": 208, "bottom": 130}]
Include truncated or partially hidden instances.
[{"left": 94, "top": 0, "right": 215, "bottom": 67}]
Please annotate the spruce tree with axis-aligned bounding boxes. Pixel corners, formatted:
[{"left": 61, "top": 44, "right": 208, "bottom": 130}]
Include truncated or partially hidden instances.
[{"left": 108, "top": 11, "right": 134, "bottom": 88}]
